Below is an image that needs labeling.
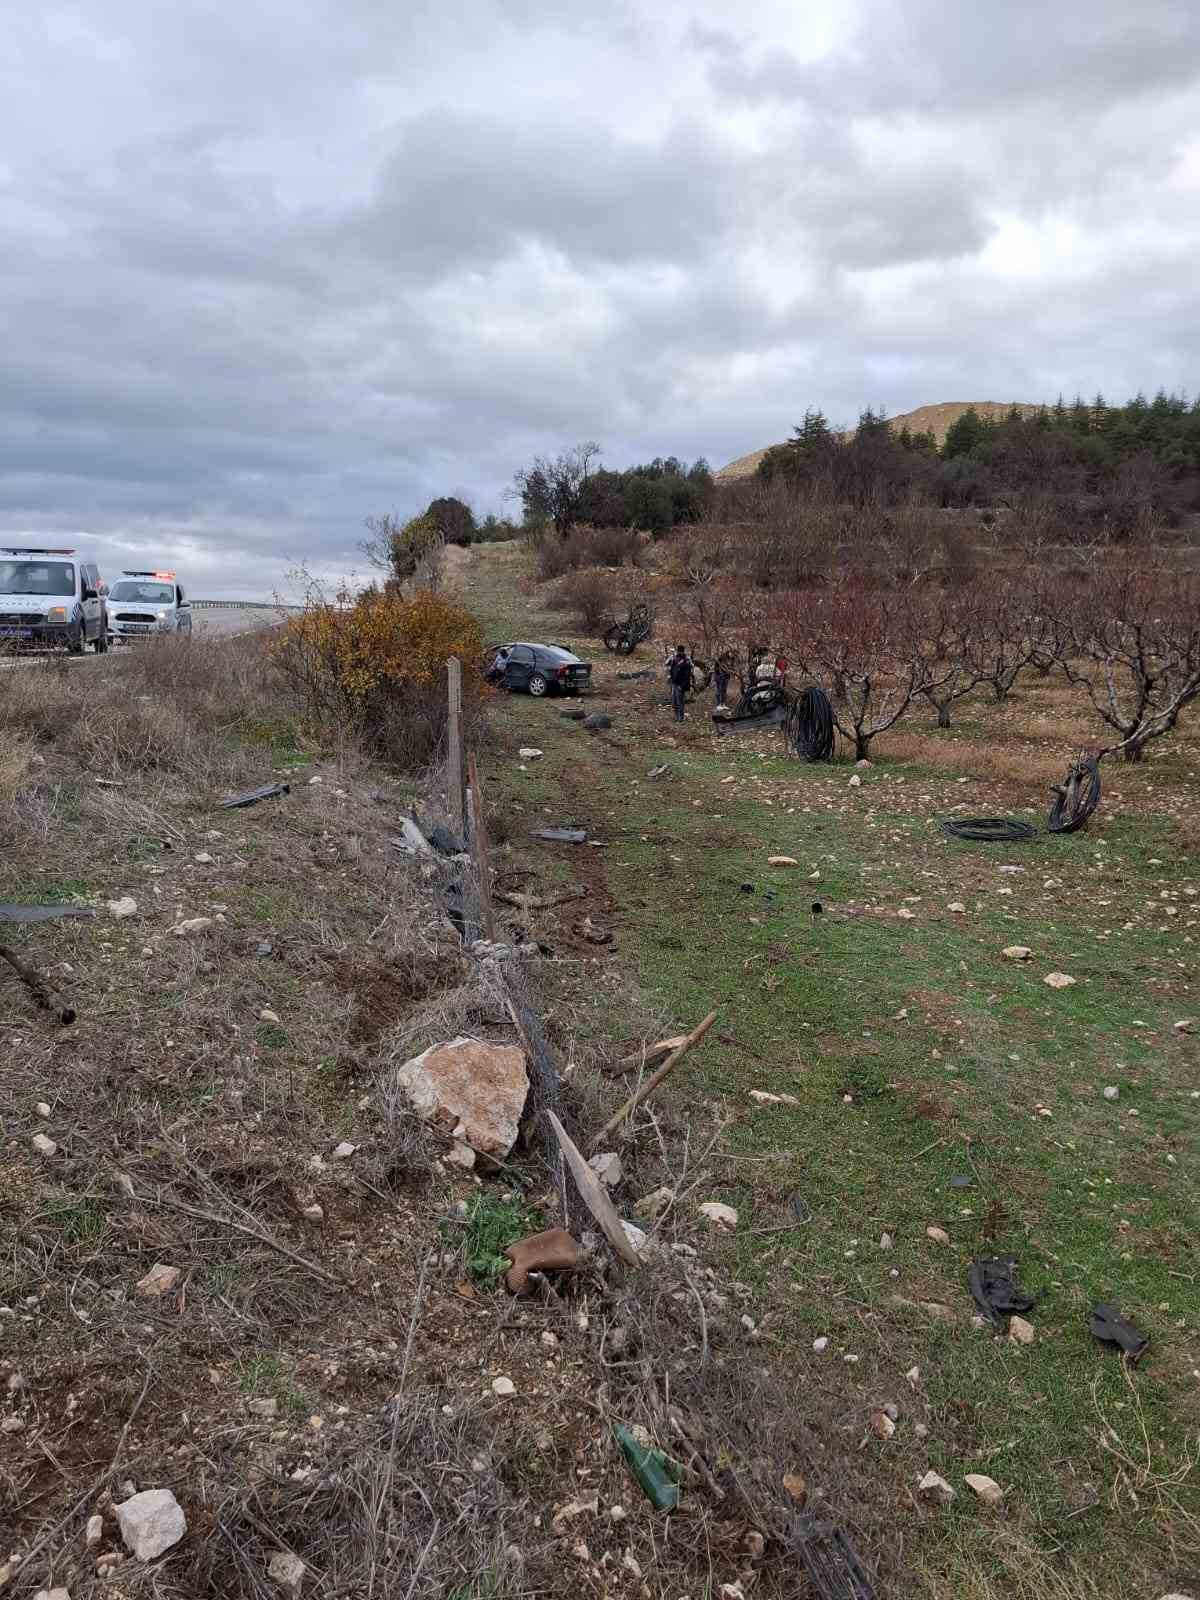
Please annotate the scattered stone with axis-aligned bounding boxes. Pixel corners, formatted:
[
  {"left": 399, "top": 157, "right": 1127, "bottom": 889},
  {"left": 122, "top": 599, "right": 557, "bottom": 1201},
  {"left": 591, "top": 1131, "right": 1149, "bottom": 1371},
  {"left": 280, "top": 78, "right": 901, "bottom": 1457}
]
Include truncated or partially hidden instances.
[
  {"left": 870, "top": 1411, "right": 896, "bottom": 1440},
  {"left": 172, "top": 917, "right": 213, "bottom": 936},
  {"left": 848, "top": 774, "right": 862, "bottom": 788},
  {"left": 897, "top": 907, "right": 916, "bottom": 920},
  {"left": 331, "top": 1141, "right": 356, "bottom": 1160},
  {"left": 541, "top": 1330, "right": 558, "bottom": 1350},
  {"left": 552, "top": 1493, "right": 600, "bottom": 1527},
  {"left": 259, "top": 1008, "right": 281, "bottom": 1024},
  {"left": 116, "top": 1488, "right": 187, "bottom": 1560},
  {"left": 268, "top": 1551, "right": 306, "bottom": 1595},
  {"left": 86, "top": 1514, "right": 104, "bottom": 1548},
  {"left": 964, "top": 1473, "right": 1004, "bottom": 1508},
  {"left": 447, "top": 1140, "right": 476, "bottom": 1170},
  {"left": 249, "top": 1398, "right": 279, "bottom": 1419},
  {"left": 947, "top": 901, "right": 966, "bottom": 914},
  {"left": 106, "top": 896, "right": 138, "bottom": 919},
  {"left": 394, "top": 1037, "right": 528, "bottom": 1159},
  {"left": 621, "top": 1220, "right": 652, "bottom": 1257},
  {"left": 905, "top": 1366, "right": 920, "bottom": 1387},
  {"left": 588, "top": 1151, "right": 623, "bottom": 1187},
  {"left": 812, "top": 1337, "right": 829, "bottom": 1352},
  {"left": 782, "top": 1470, "right": 808, "bottom": 1505},
  {"left": 301, "top": 1203, "right": 324, "bottom": 1222},
  {"left": 767, "top": 855, "right": 799, "bottom": 866},
  {"left": 926, "top": 1226, "right": 951, "bottom": 1246},
  {"left": 699, "top": 1201, "right": 738, "bottom": 1230},
  {"left": 34, "top": 1588, "right": 71, "bottom": 1600},
  {"left": 1103, "top": 1085, "right": 1120, "bottom": 1101},
  {"left": 518, "top": 748, "right": 544, "bottom": 760},
  {"left": 1002, "top": 945, "right": 1032, "bottom": 961},
  {"left": 136, "top": 1263, "right": 181, "bottom": 1298},
  {"left": 633, "top": 1185, "right": 673, "bottom": 1219},
  {"left": 749, "top": 1088, "right": 800, "bottom": 1106},
  {"left": 35, "top": 1101, "right": 51, "bottom": 1117},
  {"left": 1008, "top": 1315, "right": 1035, "bottom": 1345},
  {"left": 1044, "top": 972, "right": 1077, "bottom": 989},
  {"left": 918, "top": 1471, "right": 955, "bottom": 1506},
  {"left": 32, "top": 1133, "right": 58, "bottom": 1157},
  {"left": 879, "top": 1232, "right": 894, "bottom": 1251},
  {"left": 921, "top": 1301, "right": 955, "bottom": 1322},
  {"left": 1173, "top": 1019, "right": 1195, "bottom": 1034},
  {"left": 193, "top": 851, "right": 215, "bottom": 864},
  {"left": 491, "top": 1376, "right": 516, "bottom": 1397}
]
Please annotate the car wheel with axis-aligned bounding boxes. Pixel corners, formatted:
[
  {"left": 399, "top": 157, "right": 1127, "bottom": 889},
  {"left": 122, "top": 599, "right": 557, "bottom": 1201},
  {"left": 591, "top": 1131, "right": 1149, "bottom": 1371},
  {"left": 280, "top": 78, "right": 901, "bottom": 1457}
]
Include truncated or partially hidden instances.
[
  {"left": 528, "top": 672, "right": 549, "bottom": 697},
  {"left": 68, "top": 633, "right": 85, "bottom": 656}
]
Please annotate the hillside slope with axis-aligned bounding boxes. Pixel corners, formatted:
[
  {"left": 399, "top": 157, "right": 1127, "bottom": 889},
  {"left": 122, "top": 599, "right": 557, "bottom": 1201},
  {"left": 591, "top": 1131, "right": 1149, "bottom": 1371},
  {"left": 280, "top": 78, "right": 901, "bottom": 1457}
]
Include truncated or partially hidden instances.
[{"left": 715, "top": 400, "right": 1039, "bottom": 481}]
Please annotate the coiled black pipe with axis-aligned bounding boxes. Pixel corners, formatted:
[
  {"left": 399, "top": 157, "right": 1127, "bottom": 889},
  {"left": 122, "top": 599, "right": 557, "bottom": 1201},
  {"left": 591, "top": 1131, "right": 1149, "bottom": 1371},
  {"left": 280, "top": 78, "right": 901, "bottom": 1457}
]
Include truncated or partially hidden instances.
[
  {"left": 1047, "top": 755, "right": 1101, "bottom": 834},
  {"left": 940, "top": 817, "right": 1039, "bottom": 842},
  {"left": 786, "top": 685, "right": 835, "bottom": 762}
]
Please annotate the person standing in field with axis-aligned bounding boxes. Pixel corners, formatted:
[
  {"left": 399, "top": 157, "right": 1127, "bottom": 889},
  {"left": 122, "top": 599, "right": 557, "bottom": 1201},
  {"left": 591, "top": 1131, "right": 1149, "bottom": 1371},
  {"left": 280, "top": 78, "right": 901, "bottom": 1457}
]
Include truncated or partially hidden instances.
[
  {"left": 668, "top": 644, "right": 693, "bottom": 722},
  {"left": 713, "top": 650, "right": 733, "bottom": 711}
]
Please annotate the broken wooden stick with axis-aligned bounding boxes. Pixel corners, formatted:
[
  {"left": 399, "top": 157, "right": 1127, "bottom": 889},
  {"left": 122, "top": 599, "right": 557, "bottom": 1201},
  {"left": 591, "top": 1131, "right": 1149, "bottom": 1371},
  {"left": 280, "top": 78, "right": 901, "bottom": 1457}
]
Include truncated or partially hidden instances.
[
  {"left": 586, "top": 1011, "right": 718, "bottom": 1155},
  {"left": 466, "top": 752, "right": 497, "bottom": 944},
  {"left": 546, "top": 1111, "right": 639, "bottom": 1266},
  {"left": 616, "top": 1033, "right": 688, "bottom": 1072},
  {"left": 0, "top": 942, "right": 76, "bottom": 1025}
]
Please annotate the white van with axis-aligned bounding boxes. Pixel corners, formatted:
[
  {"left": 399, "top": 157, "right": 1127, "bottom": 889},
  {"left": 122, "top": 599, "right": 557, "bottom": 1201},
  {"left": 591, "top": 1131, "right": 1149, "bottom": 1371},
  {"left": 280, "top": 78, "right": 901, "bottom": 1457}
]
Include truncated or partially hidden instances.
[
  {"left": 0, "top": 547, "right": 108, "bottom": 654},
  {"left": 106, "top": 571, "right": 192, "bottom": 643}
]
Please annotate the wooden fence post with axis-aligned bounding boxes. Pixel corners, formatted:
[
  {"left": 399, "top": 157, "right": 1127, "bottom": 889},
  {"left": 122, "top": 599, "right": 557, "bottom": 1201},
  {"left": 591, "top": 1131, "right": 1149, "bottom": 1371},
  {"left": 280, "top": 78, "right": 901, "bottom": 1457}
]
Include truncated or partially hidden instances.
[
  {"left": 446, "top": 657, "right": 465, "bottom": 839},
  {"left": 467, "top": 751, "right": 497, "bottom": 944}
]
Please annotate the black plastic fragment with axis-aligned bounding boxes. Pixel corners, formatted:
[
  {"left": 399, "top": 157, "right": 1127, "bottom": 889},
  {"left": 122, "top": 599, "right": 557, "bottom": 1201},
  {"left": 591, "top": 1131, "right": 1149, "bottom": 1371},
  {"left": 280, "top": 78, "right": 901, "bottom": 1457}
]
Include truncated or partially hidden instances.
[
  {"left": 583, "top": 713, "right": 612, "bottom": 731},
  {"left": 218, "top": 782, "right": 290, "bottom": 810},
  {"left": 1089, "top": 1302, "right": 1149, "bottom": 1361},
  {"left": 0, "top": 904, "right": 95, "bottom": 923},
  {"left": 969, "top": 1255, "right": 1036, "bottom": 1326},
  {"left": 427, "top": 822, "right": 466, "bottom": 856},
  {"left": 535, "top": 827, "right": 588, "bottom": 844},
  {"left": 789, "top": 1514, "right": 878, "bottom": 1600},
  {"left": 739, "top": 882, "right": 755, "bottom": 895}
]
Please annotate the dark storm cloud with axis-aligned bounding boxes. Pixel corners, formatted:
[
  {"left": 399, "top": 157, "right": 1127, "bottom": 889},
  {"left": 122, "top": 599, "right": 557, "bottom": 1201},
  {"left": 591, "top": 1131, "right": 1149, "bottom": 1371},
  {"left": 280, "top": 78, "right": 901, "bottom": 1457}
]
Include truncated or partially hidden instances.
[{"left": 1, "top": 0, "right": 1198, "bottom": 594}]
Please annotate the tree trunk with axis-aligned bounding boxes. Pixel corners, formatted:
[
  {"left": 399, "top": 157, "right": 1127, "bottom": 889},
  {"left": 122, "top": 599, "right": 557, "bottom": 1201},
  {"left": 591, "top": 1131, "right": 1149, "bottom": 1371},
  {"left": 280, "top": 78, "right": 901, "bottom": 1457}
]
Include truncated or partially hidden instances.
[
  {"left": 1121, "top": 738, "right": 1146, "bottom": 762},
  {"left": 936, "top": 703, "right": 952, "bottom": 728},
  {"left": 854, "top": 732, "right": 871, "bottom": 761}
]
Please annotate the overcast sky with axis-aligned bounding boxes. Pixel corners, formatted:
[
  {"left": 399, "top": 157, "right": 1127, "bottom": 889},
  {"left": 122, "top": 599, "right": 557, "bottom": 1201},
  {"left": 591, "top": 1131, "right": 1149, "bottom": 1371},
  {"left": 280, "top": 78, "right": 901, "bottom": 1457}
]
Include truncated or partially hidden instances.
[{"left": 3, "top": 1, "right": 1199, "bottom": 596}]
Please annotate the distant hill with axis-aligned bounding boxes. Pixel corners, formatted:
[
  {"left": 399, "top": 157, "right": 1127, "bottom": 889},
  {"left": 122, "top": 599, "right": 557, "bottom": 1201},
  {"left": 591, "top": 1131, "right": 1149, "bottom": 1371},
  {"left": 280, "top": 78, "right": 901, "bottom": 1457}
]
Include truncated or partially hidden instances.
[{"left": 714, "top": 402, "right": 1040, "bottom": 481}]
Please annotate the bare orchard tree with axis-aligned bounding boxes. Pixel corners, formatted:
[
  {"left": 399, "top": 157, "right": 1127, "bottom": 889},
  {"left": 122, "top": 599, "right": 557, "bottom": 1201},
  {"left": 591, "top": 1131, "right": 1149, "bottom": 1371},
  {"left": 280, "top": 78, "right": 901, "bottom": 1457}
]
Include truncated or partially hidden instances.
[
  {"left": 512, "top": 442, "right": 601, "bottom": 536},
  {"left": 362, "top": 512, "right": 444, "bottom": 592},
  {"left": 961, "top": 585, "right": 1037, "bottom": 702},
  {"left": 911, "top": 592, "right": 981, "bottom": 728},
  {"left": 777, "top": 577, "right": 932, "bottom": 760},
  {"left": 1057, "top": 558, "right": 1200, "bottom": 761}
]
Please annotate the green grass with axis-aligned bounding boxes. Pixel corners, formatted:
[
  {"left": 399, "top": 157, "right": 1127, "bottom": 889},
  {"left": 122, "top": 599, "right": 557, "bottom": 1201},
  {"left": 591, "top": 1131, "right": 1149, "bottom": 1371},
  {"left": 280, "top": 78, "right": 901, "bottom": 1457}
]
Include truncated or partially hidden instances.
[
  {"left": 454, "top": 1191, "right": 545, "bottom": 1286},
  {"left": 234, "top": 1352, "right": 310, "bottom": 1416},
  {"left": 462, "top": 542, "right": 1200, "bottom": 1593}
]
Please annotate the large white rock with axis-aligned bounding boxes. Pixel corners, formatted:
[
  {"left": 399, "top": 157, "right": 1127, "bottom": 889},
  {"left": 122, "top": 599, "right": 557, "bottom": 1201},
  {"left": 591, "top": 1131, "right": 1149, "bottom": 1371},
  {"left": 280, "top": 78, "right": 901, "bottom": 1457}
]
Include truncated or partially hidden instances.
[
  {"left": 394, "top": 1037, "right": 528, "bottom": 1159},
  {"left": 116, "top": 1488, "right": 187, "bottom": 1560},
  {"left": 106, "top": 897, "right": 138, "bottom": 919}
]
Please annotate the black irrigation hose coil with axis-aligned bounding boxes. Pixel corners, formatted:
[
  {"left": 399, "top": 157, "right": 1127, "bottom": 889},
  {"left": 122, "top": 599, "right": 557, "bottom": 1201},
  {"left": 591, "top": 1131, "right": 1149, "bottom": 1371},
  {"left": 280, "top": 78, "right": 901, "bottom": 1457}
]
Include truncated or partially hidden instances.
[
  {"left": 939, "top": 817, "right": 1039, "bottom": 842},
  {"left": 941, "top": 754, "right": 1103, "bottom": 844},
  {"left": 1047, "top": 755, "right": 1101, "bottom": 834},
  {"left": 786, "top": 684, "right": 835, "bottom": 762}
]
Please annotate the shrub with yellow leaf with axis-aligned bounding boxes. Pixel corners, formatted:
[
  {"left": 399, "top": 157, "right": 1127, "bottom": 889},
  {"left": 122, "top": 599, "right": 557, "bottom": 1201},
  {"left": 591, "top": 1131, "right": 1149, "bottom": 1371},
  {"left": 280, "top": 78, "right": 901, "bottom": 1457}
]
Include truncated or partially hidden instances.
[{"left": 272, "top": 588, "right": 485, "bottom": 766}]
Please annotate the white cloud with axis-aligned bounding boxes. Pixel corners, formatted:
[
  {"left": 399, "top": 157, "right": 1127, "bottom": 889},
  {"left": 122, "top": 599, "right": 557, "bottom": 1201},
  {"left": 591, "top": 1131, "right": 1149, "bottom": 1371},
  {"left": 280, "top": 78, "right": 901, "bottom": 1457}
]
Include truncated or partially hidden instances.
[{"left": 0, "top": 0, "right": 1198, "bottom": 593}]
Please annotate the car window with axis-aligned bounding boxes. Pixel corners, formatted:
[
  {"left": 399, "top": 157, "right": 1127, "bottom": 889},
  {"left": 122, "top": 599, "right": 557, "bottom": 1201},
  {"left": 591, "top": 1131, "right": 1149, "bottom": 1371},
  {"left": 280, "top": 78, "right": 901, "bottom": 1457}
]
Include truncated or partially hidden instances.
[
  {"left": 0, "top": 560, "right": 76, "bottom": 597},
  {"left": 108, "top": 581, "right": 174, "bottom": 603},
  {"left": 540, "top": 646, "right": 579, "bottom": 664},
  {"left": 510, "top": 646, "right": 534, "bottom": 663}
]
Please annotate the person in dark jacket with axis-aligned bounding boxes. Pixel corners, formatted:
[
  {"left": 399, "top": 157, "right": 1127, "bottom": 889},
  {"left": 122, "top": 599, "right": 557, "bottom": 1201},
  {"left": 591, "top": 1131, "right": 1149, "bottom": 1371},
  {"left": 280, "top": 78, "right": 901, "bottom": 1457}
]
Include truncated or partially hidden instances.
[
  {"left": 713, "top": 650, "right": 733, "bottom": 712},
  {"left": 668, "top": 644, "right": 693, "bottom": 722}
]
